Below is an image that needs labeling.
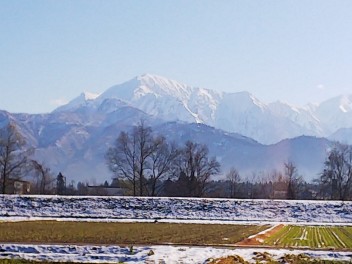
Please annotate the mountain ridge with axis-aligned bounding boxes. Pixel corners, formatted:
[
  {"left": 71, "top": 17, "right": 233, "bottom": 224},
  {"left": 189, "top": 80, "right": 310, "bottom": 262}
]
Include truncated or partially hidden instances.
[{"left": 55, "top": 74, "right": 352, "bottom": 144}]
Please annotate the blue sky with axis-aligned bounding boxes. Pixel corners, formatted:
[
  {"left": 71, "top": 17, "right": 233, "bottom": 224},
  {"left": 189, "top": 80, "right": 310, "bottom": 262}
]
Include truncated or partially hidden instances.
[{"left": 1, "top": 0, "right": 352, "bottom": 113}]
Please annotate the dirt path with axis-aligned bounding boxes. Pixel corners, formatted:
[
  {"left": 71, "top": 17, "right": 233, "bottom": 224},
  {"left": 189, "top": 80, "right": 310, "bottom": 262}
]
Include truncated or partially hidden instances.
[{"left": 236, "top": 224, "right": 285, "bottom": 246}]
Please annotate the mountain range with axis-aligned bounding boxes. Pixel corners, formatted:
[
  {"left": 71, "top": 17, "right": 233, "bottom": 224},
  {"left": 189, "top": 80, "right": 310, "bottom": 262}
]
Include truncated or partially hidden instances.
[
  {"left": 1, "top": 73, "right": 352, "bottom": 183},
  {"left": 55, "top": 74, "right": 352, "bottom": 144}
]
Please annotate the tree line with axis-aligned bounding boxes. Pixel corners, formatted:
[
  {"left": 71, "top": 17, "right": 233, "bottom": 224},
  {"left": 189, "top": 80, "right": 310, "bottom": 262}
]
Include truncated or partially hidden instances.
[
  {"left": 105, "top": 122, "right": 352, "bottom": 200},
  {"left": 1, "top": 121, "right": 352, "bottom": 200}
]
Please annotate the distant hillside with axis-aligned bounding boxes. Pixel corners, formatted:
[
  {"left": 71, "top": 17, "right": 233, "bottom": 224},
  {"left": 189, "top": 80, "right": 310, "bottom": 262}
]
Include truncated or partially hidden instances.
[{"left": 0, "top": 108, "right": 331, "bottom": 183}]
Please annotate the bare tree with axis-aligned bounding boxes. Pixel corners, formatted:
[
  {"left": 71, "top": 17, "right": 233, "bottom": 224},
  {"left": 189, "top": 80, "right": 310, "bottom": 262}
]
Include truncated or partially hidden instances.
[
  {"left": 106, "top": 121, "right": 172, "bottom": 196},
  {"left": 106, "top": 130, "right": 138, "bottom": 195},
  {"left": 268, "top": 169, "right": 286, "bottom": 199},
  {"left": 320, "top": 142, "right": 352, "bottom": 200},
  {"left": 226, "top": 167, "right": 241, "bottom": 198},
  {"left": 178, "top": 141, "right": 220, "bottom": 197},
  {"left": 31, "top": 160, "right": 54, "bottom": 194},
  {"left": 133, "top": 121, "right": 155, "bottom": 196},
  {"left": 0, "top": 123, "right": 32, "bottom": 194},
  {"left": 284, "top": 161, "right": 303, "bottom": 199},
  {"left": 148, "top": 137, "right": 179, "bottom": 196}
]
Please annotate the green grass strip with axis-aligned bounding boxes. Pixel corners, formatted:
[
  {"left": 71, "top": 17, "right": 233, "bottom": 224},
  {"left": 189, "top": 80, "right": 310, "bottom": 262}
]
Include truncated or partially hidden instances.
[{"left": 264, "top": 226, "right": 352, "bottom": 250}]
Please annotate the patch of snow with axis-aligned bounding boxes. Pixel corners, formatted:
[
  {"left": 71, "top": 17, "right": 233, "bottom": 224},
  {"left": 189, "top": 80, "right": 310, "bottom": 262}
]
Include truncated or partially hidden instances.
[
  {"left": 83, "top": 91, "right": 100, "bottom": 101},
  {"left": 247, "top": 225, "right": 279, "bottom": 239},
  {"left": 0, "top": 196, "right": 352, "bottom": 225},
  {"left": 1, "top": 244, "right": 352, "bottom": 263}
]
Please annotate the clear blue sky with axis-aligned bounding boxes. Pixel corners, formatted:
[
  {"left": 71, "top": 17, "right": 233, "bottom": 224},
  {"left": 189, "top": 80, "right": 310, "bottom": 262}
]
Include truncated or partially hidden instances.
[{"left": 1, "top": 0, "right": 352, "bottom": 113}]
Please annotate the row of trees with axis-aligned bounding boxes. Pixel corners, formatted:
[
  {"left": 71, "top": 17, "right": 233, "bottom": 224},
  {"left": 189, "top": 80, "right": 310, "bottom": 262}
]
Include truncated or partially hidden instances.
[
  {"left": 105, "top": 121, "right": 220, "bottom": 197},
  {"left": 218, "top": 144, "right": 352, "bottom": 201},
  {"left": 224, "top": 162, "right": 304, "bottom": 200},
  {"left": 2, "top": 121, "right": 352, "bottom": 200},
  {"left": 105, "top": 122, "right": 352, "bottom": 200}
]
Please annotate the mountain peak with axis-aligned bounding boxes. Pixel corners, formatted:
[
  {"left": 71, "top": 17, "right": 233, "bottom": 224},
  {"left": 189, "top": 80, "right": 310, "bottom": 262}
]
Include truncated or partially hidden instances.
[
  {"left": 98, "top": 74, "right": 193, "bottom": 102},
  {"left": 53, "top": 91, "right": 100, "bottom": 112},
  {"left": 81, "top": 91, "right": 100, "bottom": 101},
  {"left": 137, "top": 73, "right": 168, "bottom": 82},
  {"left": 134, "top": 73, "right": 191, "bottom": 96}
]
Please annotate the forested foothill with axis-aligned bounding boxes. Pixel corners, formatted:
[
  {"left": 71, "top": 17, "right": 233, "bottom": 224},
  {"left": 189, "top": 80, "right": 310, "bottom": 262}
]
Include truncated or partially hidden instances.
[{"left": 1, "top": 121, "right": 352, "bottom": 200}]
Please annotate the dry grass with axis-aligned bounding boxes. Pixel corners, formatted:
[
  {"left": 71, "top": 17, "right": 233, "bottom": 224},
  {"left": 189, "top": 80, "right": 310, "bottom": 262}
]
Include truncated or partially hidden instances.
[{"left": 0, "top": 221, "right": 268, "bottom": 246}]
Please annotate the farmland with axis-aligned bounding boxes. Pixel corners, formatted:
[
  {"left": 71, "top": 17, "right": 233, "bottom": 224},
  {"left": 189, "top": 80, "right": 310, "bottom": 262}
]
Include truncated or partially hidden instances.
[
  {"left": 264, "top": 225, "right": 352, "bottom": 249},
  {"left": 1, "top": 196, "right": 352, "bottom": 263},
  {"left": 0, "top": 221, "right": 268, "bottom": 245},
  {"left": 1, "top": 222, "right": 352, "bottom": 263}
]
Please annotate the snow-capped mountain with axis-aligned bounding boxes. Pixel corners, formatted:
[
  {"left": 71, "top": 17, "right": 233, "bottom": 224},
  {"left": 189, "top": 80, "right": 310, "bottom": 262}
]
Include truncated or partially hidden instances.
[
  {"left": 58, "top": 74, "right": 339, "bottom": 144},
  {"left": 97, "top": 74, "right": 221, "bottom": 124},
  {"left": 52, "top": 73, "right": 352, "bottom": 145}
]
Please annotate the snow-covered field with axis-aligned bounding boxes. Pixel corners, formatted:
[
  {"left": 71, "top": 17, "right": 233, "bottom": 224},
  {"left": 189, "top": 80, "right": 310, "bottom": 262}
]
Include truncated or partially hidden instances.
[
  {"left": 1, "top": 195, "right": 352, "bottom": 263},
  {"left": 1, "top": 195, "right": 352, "bottom": 224},
  {"left": 1, "top": 243, "right": 352, "bottom": 263}
]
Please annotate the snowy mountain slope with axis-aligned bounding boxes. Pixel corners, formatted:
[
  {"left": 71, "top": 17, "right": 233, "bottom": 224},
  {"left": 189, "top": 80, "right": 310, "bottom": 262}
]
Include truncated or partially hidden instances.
[
  {"left": 97, "top": 74, "right": 221, "bottom": 124},
  {"left": 63, "top": 74, "right": 330, "bottom": 144},
  {"left": 54, "top": 92, "right": 100, "bottom": 113},
  {"left": 268, "top": 101, "right": 323, "bottom": 136},
  {"left": 315, "top": 95, "right": 352, "bottom": 133},
  {"left": 214, "top": 93, "right": 311, "bottom": 144}
]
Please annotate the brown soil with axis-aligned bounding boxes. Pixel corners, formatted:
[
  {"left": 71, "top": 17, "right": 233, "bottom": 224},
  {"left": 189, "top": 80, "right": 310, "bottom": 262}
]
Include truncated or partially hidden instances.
[{"left": 236, "top": 224, "right": 285, "bottom": 246}]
